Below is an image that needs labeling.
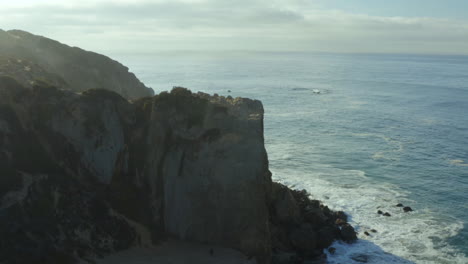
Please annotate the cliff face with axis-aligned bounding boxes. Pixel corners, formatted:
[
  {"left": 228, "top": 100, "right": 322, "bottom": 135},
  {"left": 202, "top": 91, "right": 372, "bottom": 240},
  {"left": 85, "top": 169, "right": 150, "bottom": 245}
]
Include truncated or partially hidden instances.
[
  {"left": 142, "top": 90, "right": 272, "bottom": 259},
  {"left": 0, "top": 32, "right": 356, "bottom": 263},
  {"left": 0, "top": 79, "right": 272, "bottom": 263},
  {"left": 0, "top": 29, "right": 154, "bottom": 99}
]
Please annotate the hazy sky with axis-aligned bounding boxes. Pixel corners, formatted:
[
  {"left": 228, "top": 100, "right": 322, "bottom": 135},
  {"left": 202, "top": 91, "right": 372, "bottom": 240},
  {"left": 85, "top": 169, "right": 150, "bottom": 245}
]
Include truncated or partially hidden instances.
[{"left": 1, "top": 0, "right": 468, "bottom": 54}]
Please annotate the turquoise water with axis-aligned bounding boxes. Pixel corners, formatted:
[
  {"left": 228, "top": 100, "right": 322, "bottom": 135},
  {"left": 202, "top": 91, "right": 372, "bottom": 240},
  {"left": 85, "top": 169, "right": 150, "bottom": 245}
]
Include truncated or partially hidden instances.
[{"left": 111, "top": 51, "right": 468, "bottom": 263}]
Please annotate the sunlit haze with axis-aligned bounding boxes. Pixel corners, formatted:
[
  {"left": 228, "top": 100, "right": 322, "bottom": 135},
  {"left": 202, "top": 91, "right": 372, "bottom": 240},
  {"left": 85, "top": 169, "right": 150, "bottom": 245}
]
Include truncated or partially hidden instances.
[{"left": 1, "top": 0, "right": 468, "bottom": 54}]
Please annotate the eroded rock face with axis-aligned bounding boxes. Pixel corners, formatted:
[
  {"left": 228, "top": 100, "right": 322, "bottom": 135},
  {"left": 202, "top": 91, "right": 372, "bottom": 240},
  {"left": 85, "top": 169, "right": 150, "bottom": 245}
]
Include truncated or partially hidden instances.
[
  {"left": 0, "top": 80, "right": 271, "bottom": 263},
  {"left": 0, "top": 77, "right": 355, "bottom": 264},
  {"left": 147, "top": 90, "right": 271, "bottom": 260},
  {"left": 0, "top": 29, "right": 154, "bottom": 99}
]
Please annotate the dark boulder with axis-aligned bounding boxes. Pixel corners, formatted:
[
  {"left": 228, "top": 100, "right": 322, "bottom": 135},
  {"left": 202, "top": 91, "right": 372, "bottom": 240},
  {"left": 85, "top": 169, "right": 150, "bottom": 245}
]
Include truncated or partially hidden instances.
[
  {"left": 321, "top": 206, "right": 331, "bottom": 217},
  {"left": 396, "top": 203, "right": 404, "bottom": 207},
  {"left": 317, "top": 226, "right": 340, "bottom": 249},
  {"left": 335, "top": 211, "right": 348, "bottom": 222},
  {"left": 270, "top": 225, "right": 292, "bottom": 251},
  {"left": 335, "top": 218, "right": 346, "bottom": 226},
  {"left": 383, "top": 212, "right": 391, "bottom": 217},
  {"left": 403, "top": 206, "right": 413, "bottom": 212},
  {"left": 304, "top": 207, "right": 327, "bottom": 226},
  {"left": 289, "top": 224, "right": 318, "bottom": 253},
  {"left": 273, "top": 184, "right": 301, "bottom": 225},
  {"left": 340, "top": 224, "right": 357, "bottom": 243}
]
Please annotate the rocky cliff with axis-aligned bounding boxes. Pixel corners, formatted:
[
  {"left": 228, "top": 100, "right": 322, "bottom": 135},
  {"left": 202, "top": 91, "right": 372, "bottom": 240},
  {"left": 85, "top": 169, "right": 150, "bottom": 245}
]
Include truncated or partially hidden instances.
[
  {"left": 0, "top": 33, "right": 356, "bottom": 263},
  {"left": 0, "top": 78, "right": 355, "bottom": 264},
  {"left": 0, "top": 29, "right": 153, "bottom": 99}
]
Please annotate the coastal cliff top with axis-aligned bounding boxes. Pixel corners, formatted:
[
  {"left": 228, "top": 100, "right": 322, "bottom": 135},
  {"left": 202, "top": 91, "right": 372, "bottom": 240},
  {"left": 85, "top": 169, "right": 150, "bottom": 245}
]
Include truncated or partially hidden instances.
[{"left": 0, "top": 29, "right": 154, "bottom": 99}]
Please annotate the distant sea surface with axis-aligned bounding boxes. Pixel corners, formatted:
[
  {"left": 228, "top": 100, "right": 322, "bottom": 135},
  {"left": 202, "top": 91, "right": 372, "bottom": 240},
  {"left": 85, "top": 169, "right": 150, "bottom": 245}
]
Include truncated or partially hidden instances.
[{"left": 112, "top": 51, "right": 468, "bottom": 264}]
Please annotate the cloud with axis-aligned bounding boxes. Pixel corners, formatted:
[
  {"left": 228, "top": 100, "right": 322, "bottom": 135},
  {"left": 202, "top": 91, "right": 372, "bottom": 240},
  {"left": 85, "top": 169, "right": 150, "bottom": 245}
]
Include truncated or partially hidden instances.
[{"left": 1, "top": 0, "right": 468, "bottom": 54}]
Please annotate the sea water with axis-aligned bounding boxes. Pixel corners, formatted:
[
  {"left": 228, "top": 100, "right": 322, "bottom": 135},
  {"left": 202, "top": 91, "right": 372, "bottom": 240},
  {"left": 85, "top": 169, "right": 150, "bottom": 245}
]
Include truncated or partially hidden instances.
[{"left": 110, "top": 51, "right": 468, "bottom": 264}]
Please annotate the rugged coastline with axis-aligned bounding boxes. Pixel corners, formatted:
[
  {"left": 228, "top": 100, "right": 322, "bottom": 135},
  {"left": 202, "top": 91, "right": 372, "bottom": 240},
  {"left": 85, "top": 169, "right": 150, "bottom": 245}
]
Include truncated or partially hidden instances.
[{"left": 0, "top": 30, "right": 357, "bottom": 264}]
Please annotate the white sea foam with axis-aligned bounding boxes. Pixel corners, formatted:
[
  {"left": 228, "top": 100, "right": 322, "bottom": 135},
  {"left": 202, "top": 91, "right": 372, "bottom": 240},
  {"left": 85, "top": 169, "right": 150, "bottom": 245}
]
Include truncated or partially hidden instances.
[
  {"left": 272, "top": 165, "right": 468, "bottom": 264},
  {"left": 450, "top": 159, "right": 468, "bottom": 167},
  {"left": 351, "top": 133, "right": 404, "bottom": 162}
]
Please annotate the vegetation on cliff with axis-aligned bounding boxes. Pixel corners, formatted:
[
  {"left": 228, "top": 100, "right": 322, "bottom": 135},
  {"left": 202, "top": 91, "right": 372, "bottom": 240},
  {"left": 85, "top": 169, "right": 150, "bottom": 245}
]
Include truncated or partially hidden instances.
[{"left": 0, "top": 29, "right": 153, "bottom": 99}]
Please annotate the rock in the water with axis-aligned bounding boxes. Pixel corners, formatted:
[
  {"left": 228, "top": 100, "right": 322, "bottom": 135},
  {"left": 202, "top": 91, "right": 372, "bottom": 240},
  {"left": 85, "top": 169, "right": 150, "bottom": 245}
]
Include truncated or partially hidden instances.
[
  {"left": 269, "top": 182, "right": 350, "bottom": 257},
  {"left": 364, "top": 231, "right": 370, "bottom": 236},
  {"left": 383, "top": 212, "right": 392, "bottom": 217},
  {"left": 370, "top": 229, "right": 377, "bottom": 233},
  {"left": 377, "top": 210, "right": 383, "bottom": 214},
  {"left": 340, "top": 224, "right": 357, "bottom": 243},
  {"left": 396, "top": 203, "right": 404, "bottom": 207},
  {"left": 403, "top": 206, "right": 413, "bottom": 212}
]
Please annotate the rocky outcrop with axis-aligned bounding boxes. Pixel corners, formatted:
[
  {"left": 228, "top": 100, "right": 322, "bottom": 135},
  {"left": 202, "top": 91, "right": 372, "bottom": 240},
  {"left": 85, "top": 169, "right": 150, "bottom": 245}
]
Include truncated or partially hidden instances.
[
  {"left": 0, "top": 79, "right": 274, "bottom": 263},
  {"left": 269, "top": 183, "right": 356, "bottom": 263},
  {"left": 0, "top": 52, "right": 356, "bottom": 263},
  {"left": 0, "top": 29, "right": 153, "bottom": 99}
]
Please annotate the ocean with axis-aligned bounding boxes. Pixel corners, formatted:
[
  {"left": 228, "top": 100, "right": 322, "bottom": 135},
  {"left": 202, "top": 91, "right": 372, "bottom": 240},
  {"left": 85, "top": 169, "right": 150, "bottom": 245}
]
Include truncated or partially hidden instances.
[{"left": 110, "top": 51, "right": 468, "bottom": 264}]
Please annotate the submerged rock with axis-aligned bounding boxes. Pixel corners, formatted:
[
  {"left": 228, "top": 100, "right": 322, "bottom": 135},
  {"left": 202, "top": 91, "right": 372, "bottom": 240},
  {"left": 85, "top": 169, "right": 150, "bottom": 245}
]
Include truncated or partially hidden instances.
[{"left": 403, "top": 206, "right": 413, "bottom": 212}]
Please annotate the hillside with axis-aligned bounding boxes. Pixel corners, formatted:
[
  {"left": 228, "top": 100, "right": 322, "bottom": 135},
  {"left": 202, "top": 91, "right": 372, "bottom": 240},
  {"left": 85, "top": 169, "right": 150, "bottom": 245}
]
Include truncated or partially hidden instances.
[{"left": 0, "top": 29, "right": 153, "bottom": 99}]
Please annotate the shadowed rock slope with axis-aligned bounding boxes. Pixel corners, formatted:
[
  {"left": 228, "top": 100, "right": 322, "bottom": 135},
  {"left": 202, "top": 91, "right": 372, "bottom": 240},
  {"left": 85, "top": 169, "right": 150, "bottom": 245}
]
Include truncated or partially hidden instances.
[
  {"left": 0, "top": 81, "right": 356, "bottom": 263},
  {"left": 0, "top": 29, "right": 153, "bottom": 99}
]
